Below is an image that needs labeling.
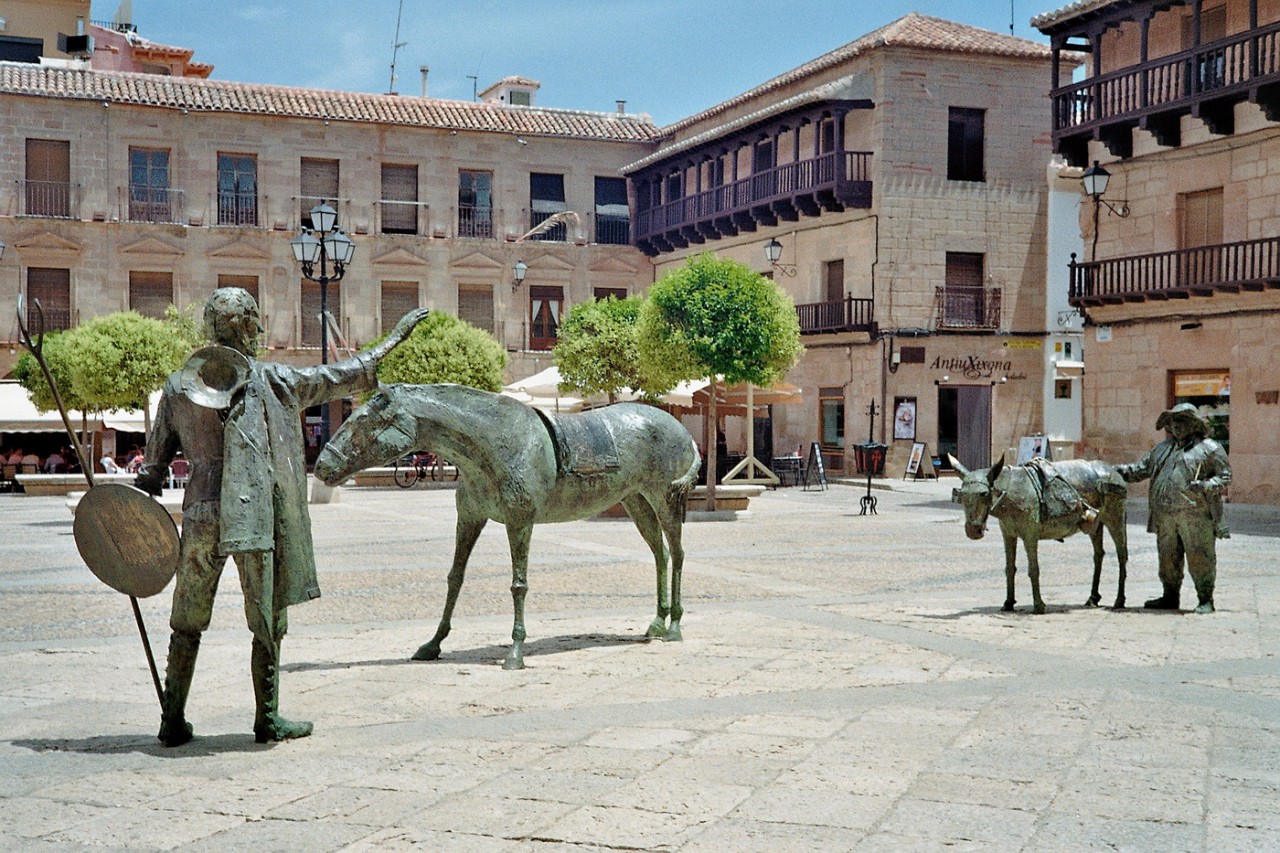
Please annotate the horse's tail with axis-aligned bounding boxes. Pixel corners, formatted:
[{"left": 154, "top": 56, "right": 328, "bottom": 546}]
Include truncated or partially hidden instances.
[{"left": 668, "top": 438, "right": 701, "bottom": 523}]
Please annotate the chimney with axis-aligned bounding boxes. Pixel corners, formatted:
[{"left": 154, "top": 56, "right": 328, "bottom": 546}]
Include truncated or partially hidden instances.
[
  {"left": 616, "top": 100, "right": 626, "bottom": 114},
  {"left": 420, "top": 65, "right": 429, "bottom": 98}
]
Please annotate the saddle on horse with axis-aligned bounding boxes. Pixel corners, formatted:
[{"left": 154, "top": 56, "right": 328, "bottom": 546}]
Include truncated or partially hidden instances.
[
  {"left": 535, "top": 410, "right": 622, "bottom": 476},
  {"left": 1025, "top": 458, "right": 1101, "bottom": 534}
]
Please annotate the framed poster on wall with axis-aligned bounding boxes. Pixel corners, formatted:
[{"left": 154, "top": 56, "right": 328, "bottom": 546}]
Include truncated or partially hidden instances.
[{"left": 893, "top": 396, "right": 917, "bottom": 440}]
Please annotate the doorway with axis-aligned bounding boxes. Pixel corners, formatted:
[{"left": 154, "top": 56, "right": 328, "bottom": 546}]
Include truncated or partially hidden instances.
[{"left": 937, "top": 385, "right": 992, "bottom": 469}]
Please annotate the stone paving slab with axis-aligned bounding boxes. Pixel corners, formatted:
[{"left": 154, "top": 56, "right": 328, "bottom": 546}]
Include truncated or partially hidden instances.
[{"left": 0, "top": 480, "right": 1277, "bottom": 851}]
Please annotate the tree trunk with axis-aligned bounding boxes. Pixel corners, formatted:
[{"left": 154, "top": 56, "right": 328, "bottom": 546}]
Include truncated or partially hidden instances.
[{"left": 705, "top": 381, "right": 718, "bottom": 512}]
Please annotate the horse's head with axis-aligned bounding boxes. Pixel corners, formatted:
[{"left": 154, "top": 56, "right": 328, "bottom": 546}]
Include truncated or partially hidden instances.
[
  {"left": 315, "top": 386, "right": 417, "bottom": 485},
  {"left": 951, "top": 456, "right": 1003, "bottom": 540}
]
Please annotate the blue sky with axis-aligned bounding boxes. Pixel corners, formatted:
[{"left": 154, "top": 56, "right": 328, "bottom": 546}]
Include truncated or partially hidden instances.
[{"left": 106, "top": 1, "right": 1058, "bottom": 126}]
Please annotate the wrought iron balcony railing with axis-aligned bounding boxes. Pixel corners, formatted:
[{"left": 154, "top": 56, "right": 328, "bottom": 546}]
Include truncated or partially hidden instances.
[
  {"left": 594, "top": 214, "right": 630, "bottom": 245},
  {"left": 123, "top": 186, "right": 184, "bottom": 224},
  {"left": 934, "top": 286, "right": 1002, "bottom": 330},
  {"left": 795, "top": 296, "right": 875, "bottom": 335},
  {"left": 458, "top": 203, "right": 494, "bottom": 239},
  {"left": 19, "top": 180, "right": 78, "bottom": 219},
  {"left": 1069, "top": 236, "right": 1280, "bottom": 305},
  {"left": 216, "top": 190, "right": 258, "bottom": 226}
]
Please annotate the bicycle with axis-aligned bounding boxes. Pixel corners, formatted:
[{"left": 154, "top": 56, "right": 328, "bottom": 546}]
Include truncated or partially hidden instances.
[{"left": 393, "top": 452, "right": 457, "bottom": 487}]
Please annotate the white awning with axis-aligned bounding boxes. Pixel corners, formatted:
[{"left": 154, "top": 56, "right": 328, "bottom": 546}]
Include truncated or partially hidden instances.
[
  {"left": 1053, "top": 360, "right": 1085, "bottom": 378},
  {"left": 0, "top": 382, "right": 158, "bottom": 434}
]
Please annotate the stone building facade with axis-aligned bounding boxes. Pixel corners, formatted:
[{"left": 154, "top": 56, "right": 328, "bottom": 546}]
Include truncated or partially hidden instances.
[
  {"left": 1036, "top": 0, "right": 1280, "bottom": 503},
  {"left": 629, "top": 14, "right": 1063, "bottom": 475}
]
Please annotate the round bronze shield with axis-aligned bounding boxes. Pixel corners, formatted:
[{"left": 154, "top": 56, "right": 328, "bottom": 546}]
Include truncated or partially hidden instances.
[{"left": 73, "top": 483, "right": 179, "bottom": 598}]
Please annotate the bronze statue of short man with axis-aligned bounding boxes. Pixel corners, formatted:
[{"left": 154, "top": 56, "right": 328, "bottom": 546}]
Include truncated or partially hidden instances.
[
  {"left": 1118, "top": 403, "right": 1231, "bottom": 614},
  {"left": 138, "top": 287, "right": 427, "bottom": 745}
]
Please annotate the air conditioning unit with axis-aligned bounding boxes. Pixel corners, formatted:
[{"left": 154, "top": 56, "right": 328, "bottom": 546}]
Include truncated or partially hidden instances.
[{"left": 57, "top": 33, "right": 93, "bottom": 58}]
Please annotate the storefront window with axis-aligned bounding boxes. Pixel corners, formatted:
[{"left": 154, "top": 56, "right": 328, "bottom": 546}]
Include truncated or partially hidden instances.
[{"left": 819, "top": 387, "right": 844, "bottom": 450}]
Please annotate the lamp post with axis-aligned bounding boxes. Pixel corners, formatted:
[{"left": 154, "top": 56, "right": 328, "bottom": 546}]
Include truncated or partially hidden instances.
[
  {"left": 290, "top": 203, "right": 354, "bottom": 446},
  {"left": 512, "top": 259, "right": 527, "bottom": 291},
  {"left": 763, "top": 238, "right": 797, "bottom": 277}
]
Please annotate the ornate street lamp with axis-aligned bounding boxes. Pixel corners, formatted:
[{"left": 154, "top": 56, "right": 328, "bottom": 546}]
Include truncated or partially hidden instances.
[
  {"left": 290, "top": 203, "right": 354, "bottom": 445},
  {"left": 1081, "top": 160, "right": 1129, "bottom": 262},
  {"left": 763, "top": 238, "right": 796, "bottom": 277},
  {"left": 511, "top": 259, "right": 527, "bottom": 291}
]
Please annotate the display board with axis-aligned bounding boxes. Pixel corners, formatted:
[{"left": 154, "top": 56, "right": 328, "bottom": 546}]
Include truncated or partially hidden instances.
[
  {"left": 1015, "top": 435, "right": 1051, "bottom": 465},
  {"left": 904, "top": 442, "right": 932, "bottom": 479},
  {"left": 802, "top": 442, "right": 828, "bottom": 491}
]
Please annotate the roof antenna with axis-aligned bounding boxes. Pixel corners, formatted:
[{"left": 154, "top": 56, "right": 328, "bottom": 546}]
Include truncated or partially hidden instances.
[
  {"left": 1010, "top": 0, "right": 1015, "bottom": 35},
  {"left": 467, "top": 75, "right": 478, "bottom": 101},
  {"left": 388, "top": 0, "right": 407, "bottom": 95}
]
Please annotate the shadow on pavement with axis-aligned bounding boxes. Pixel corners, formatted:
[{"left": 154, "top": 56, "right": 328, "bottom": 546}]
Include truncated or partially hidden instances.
[
  {"left": 12, "top": 731, "right": 267, "bottom": 757},
  {"left": 284, "top": 632, "right": 647, "bottom": 671}
]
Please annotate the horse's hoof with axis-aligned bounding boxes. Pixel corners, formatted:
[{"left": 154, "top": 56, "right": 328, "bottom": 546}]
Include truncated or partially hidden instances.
[
  {"left": 645, "top": 620, "right": 668, "bottom": 639},
  {"left": 663, "top": 623, "right": 683, "bottom": 642},
  {"left": 412, "top": 644, "right": 441, "bottom": 661},
  {"left": 1085, "top": 597, "right": 1100, "bottom": 608},
  {"left": 1002, "top": 602, "right": 1015, "bottom": 613},
  {"left": 502, "top": 656, "right": 525, "bottom": 670},
  {"left": 1033, "top": 603, "right": 1046, "bottom": 615},
  {"left": 1113, "top": 599, "right": 1126, "bottom": 610}
]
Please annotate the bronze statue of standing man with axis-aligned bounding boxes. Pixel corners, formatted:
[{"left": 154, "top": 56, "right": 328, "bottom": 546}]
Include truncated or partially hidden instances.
[
  {"left": 1118, "top": 403, "right": 1231, "bottom": 614},
  {"left": 138, "top": 287, "right": 427, "bottom": 745}
]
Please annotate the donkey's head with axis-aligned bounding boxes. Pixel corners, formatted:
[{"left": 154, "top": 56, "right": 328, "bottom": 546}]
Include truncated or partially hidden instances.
[
  {"left": 315, "top": 385, "right": 417, "bottom": 486},
  {"left": 951, "top": 456, "right": 1004, "bottom": 540}
]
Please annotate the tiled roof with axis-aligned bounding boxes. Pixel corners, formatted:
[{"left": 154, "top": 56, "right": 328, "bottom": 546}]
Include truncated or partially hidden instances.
[
  {"left": 1030, "top": 1, "right": 1117, "bottom": 31},
  {"left": 663, "top": 13, "right": 1054, "bottom": 136},
  {"left": 0, "top": 63, "right": 661, "bottom": 142}
]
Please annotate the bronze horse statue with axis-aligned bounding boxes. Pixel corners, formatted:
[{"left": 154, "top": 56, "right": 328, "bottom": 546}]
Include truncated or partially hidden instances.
[
  {"left": 315, "top": 384, "right": 700, "bottom": 669},
  {"left": 951, "top": 456, "right": 1129, "bottom": 614}
]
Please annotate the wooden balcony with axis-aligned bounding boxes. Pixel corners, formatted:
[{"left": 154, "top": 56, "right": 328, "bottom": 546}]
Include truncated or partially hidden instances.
[
  {"left": 796, "top": 296, "right": 875, "bottom": 335},
  {"left": 1069, "top": 236, "right": 1280, "bottom": 305},
  {"left": 634, "top": 151, "right": 872, "bottom": 256},
  {"left": 1050, "top": 20, "right": 1280, "bottom": 165}
]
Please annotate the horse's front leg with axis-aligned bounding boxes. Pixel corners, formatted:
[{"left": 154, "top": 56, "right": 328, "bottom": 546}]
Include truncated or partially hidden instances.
[
  {"left": 413, "top": 513, "right": 487, "bottom": 661},
  {"left": 504, "top": 520, "right": 533, "bottom": 670},
  {"left": 1025, "top": 536, "right": 1046, "bottom": 614},
  {"left": 1002, "top": 533, "right": 1018, "bottom": 611},
  {"left": 1110, "top": 507, "right": 1129, "bottom": 609},
  {"left": 1086, "top": 528, "right": 1104, "bottom": 608}
]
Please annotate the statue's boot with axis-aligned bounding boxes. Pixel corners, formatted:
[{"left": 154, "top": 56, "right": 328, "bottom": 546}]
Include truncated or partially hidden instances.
[
  {"left": 157, "top": 632, "right": 199, "bottom": 747},
  {"left": 1193, "top": 575, "right": 1215, "bottom": 614},
  {"left": 251, "top": 638, "right": 312, "bottom": 743},
  {"left": 1144, "top": 583, "right": 1181, "bottom": 610}
]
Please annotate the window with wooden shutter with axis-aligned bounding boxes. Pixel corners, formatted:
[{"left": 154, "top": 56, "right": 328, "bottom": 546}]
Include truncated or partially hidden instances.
[
  {"left": 381, "top": 164, "right": 418, "bottom": 234},
  {"left": 25, "top": 139, "right": 71, "bottom": 217},
  {"left": 26, "top": 267, "right": 72, "bottom": 330},
  {"left": 300, "top": 158, "right": 339, "bottom": 228},
  {"left": 301, "top": 281, "right": 340, "bottom": 347},
  {"left": 593, "top": 287, "right": 628, "bottom": 301},
  {"left": 529, "top": 285, "right": 563, "bottom": 350},
  {"left": 380, "top": 281, "right": 419, "bottom": 334},
  {"left": 129, "top": 271, "right": 174, "bottom": 319},
  {"left": 1180, "top": 188, "right": 1223, "bottom": 249},
  {"left": 941, "top": 252, "right": 992, "bottom": 328},
  {"left": 217, "top": 274, "right": 259, "bottom": 307},
  {"left": 458, "top": 286, "right": 495, "bottom": 333},
  {"left": 824, "top": 259, "right": 844, "bottom": 303},
  {"left": 128, "top": 148, "right": 173, "bottom": 223}
]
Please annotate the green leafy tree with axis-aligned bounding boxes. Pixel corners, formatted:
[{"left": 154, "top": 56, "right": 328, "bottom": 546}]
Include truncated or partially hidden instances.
[
  {"left": 164, "top": 303, "right": 206, "bottom": 351},
  {"left": 367, "top": 311, "right": 507, "bottom": 392},
  {"left": 69, "top": 311, "right": 193, "bottom": 435},
  {"left": 553, "top": 295, "right": 662, "bottom": 403},
  {"left": 637, "top": 252, "right": 803, "bottom": 508},
  {"left": 14, "top": 328, "right": 96, "bottom": 459}
]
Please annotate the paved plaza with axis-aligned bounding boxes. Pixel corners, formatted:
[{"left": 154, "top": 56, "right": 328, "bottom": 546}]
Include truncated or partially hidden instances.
[{"left": 1, "top": 477, "right": 1277, "bottom": 851}]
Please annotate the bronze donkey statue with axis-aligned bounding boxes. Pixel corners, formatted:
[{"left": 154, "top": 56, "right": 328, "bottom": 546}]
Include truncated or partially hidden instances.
[{"left": 951, "top": 456, "right": 1129, "bottom": 614}]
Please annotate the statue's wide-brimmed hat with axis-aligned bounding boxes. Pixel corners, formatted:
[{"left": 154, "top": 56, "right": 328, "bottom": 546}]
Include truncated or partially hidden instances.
[
  {"left": 180, "top": 345, "right": 251, "bottom": 409},
  {"left": 1155, "top": 402, "right": 1210, "bottom": 434}
]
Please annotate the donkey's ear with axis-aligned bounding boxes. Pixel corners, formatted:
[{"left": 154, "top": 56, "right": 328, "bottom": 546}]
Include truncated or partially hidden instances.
[
  {"left": 948, "top": 454, "right": 970, "bottom": 478},
  {"left": 988, "top": 457, "right": 1005, "bottom": 483}
]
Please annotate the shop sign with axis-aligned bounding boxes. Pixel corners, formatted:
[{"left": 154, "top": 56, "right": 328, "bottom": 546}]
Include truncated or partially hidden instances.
[
  {"left": 930, "top": 355, "right": 1013, "bottom": 380},
  {"left": 1173, "top": 370, "right": 1229, "bottom": 397},
  {"left": 1001, "top": 339, "right": 1042, "bottom": 350}
]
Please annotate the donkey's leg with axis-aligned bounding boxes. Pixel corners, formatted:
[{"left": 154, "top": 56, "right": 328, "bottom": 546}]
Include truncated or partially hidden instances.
[
  {"left": 504, "top": 521, "right": 533, "bottom": 670},
  {"left": 649, "top": 491, "right": 687, "bottom": 642},
  {"left": 1025, "top": 537, "right": 1046, "bottom": 615},
  {"left": 1109, "top": 503, "right": 1129, "bottom": 609},
  {"left": 413, "top": 513, "right": 487, "bottom": 661},
  {"left": 1002, "top": 534, "right": 1018, "bottom": 612},
  {"left": 621, "top": 494, "right": 669, "bottom": 638},
  {"left": 1086, "top": 527, "right": 1105, "bottom": 607}
]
